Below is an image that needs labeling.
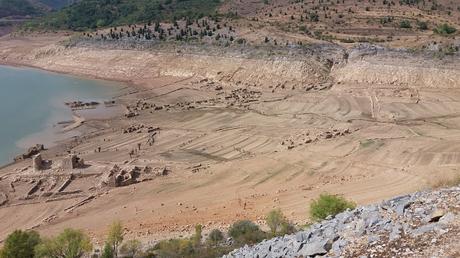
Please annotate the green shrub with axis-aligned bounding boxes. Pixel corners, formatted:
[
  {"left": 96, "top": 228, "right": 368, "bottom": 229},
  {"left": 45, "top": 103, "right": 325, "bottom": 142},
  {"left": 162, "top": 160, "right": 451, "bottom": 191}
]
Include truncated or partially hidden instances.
[
  {"left": 35, "top": 228, "right": 92, "bottom": 258},
  {"left": 100, "top": 242, "right": 114, "bottom": 258},
  {"left": 399, "top": 20, "right": 412, "bottom": 29},
  {"left": 151, "top": 238, "right": 194, "bottom": 258},
  {"left": 417, "top": 21, "right": 428, "bottom": 30},
  {"left": 107, "top": 221, "right": 123, "bottom": 257},
  {"left": 228, "top": 220, "right": 266, "bottom": 245},
  {"left": 0, "top": 230, "right": 41, "bottom": 258},
  {"left": 434, "top": 24, "right": 457, "bottom": 35},
  {"left": 192, "top": 225, "right": 202, "bottom": 247},
  {"left": 309, "top": 193, "right": 356, "bottom": 221},
  {"left": 206, "top": 229, "right": 224, "bottom": 246},
  {"left": 265, "top": 209, "right": 296, "bottom": 237},
  {"left": 120, "top": 239, "right": 142, "bottom": 257},
  {"left": 278, "top": 221, "right": 297, "bottom": 236}
]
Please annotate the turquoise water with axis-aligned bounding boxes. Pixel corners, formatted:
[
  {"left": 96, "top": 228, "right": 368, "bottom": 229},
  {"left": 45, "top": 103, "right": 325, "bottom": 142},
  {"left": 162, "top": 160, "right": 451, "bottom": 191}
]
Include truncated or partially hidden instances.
[{"left": 0, "top": 65, "right": 123, "bottom": 165}]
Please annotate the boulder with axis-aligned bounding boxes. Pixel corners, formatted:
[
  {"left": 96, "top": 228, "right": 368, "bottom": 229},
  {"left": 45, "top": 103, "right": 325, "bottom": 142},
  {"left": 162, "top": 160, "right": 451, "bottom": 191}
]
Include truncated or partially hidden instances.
[
  {"left": 298, "top": 238, "right": 333, "bottom": 257},
  {"left": 428, "top": 209, "right": 445, "bottom": 223}
]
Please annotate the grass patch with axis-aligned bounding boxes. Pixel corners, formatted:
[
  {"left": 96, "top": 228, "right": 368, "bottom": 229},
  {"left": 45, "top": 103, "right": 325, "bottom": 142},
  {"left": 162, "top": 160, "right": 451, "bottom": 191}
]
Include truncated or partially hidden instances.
[
  {"left": 360, "top": 139, "right": 375, "bottom": 148},
  {"left": 433, "top": 23, "right": 457, "bottom": 36}
]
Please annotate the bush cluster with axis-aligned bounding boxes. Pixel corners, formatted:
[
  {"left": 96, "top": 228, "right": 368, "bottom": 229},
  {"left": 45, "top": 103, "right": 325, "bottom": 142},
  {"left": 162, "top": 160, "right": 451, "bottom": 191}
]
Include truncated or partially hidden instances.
[
  {"left": 310, "top": 193, "right": 356, "bottom": 221},
  {"left": 1, "top": 194, "right": 356, "bottom": 257}
]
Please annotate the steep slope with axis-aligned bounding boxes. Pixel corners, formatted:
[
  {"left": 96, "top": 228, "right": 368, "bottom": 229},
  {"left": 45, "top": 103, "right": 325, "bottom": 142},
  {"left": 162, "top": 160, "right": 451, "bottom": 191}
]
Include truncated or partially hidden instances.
[{"left": 225, "top": 186, "right": 460, "bottom": 257}]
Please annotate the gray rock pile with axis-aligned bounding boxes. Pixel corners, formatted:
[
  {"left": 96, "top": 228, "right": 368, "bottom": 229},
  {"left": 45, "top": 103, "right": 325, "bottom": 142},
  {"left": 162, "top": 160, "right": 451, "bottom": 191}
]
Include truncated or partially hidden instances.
[{"left": 224, "top": 186, "right": 460, "bottom": 258}]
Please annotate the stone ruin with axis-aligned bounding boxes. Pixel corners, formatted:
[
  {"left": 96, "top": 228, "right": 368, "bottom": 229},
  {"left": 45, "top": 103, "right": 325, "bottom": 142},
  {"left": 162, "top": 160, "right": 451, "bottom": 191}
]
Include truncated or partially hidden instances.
[
  {"left": 123, "top": 124, "right": 160, "bottom": 134},
  {"left": 14, "top": 144, "right": 44, "bottom": 162},
  {"left": 65, "top": 100, "right": 100, "bottom": 110},
  {"left": 61, "top": 154, "right": 85, "bottom": 170},
  {"left": 31, "top": 153, "right": 84, "bottom": 172},
  {"left": 281, "top": 128, "right": 354, "bottom": 150},
  {"left": 100, "top": 164, "right": 169, "bottom": 188},
  {"left": 32, "top": 154, "right": 44, "bottom": 172}
]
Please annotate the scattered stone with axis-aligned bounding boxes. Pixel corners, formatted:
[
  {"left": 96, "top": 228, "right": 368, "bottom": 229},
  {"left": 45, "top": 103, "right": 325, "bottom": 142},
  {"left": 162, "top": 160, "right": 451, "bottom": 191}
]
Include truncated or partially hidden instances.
[
  {"left": 224, "top": 186, "right": 460, "bottom": 258},
  {"left": 428, "top": 209, "right": 445, "bottom": 223}
]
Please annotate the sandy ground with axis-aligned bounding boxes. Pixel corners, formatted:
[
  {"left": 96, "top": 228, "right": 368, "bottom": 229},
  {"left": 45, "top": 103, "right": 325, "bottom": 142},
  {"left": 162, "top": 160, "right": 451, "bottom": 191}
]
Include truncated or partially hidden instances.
[{"left": 0, "top": 34, "right": 459, "bottom": 247}]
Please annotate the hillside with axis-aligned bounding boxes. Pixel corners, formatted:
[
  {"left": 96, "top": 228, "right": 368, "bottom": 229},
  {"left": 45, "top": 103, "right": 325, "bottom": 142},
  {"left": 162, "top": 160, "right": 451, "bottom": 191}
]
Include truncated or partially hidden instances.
[
  {"left": 30, "top": 0, "right": 221, "bottom": 30},
  {"left": 32, "top": 0, "right": 459, "bottom": 54},
  {"left": 225, "top": 185, "right": 460, "bottom": 257},
  {"left": 0, "top": 0, "right": 459, "bottom": 255},
  {"left": 0, "top": 0, "right": 72, "bottom": 18},
  {"left": 219, "top": 0, "right": 460, "bottom": 49},
  {"left": 1, "top": 31, "right": 460, "bottom": 248}
]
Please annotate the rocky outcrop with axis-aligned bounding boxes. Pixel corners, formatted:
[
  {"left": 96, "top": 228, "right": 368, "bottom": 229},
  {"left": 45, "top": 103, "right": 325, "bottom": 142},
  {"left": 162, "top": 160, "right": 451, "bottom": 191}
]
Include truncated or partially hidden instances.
[
  {"left": 224, "top": 186, "right": 460, "bottom": 257},
  {"left": 14, "top": 144, "right": 45, "bottom": 162}
]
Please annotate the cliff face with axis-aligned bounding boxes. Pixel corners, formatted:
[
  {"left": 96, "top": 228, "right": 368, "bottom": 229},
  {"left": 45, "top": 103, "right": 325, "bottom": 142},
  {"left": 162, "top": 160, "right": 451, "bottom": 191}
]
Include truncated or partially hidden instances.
[
  {"left": 224, "top": 186, "right": 460, "bottom": 257},
  {"left": 2, "top": 37, "right": 459, "bottom": 91},
  {"left": 1, "top": 39, "right": 332, "bottom": 90},
  {"left": 332, "top": 47, "right": 460, "bottom": 89}
]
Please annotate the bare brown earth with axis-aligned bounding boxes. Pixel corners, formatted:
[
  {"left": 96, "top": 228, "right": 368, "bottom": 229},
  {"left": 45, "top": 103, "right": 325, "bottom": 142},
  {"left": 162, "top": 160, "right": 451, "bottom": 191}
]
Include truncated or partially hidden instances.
[
  {"left": 220, "top": 0, "right": 460, "bottom": 49},
  {"left": 0, "top": 34, "right": 459, "bottom": 248}
]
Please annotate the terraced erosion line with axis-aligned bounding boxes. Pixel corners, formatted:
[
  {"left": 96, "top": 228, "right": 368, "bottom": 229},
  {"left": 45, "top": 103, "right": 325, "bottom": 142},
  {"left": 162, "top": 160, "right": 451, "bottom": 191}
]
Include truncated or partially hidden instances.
[
  {"left": 224, "top": 186, "right": 460, "bottom": 257},
  {"left": 1, "top": 35, "right": 460, "bottom": 244}
]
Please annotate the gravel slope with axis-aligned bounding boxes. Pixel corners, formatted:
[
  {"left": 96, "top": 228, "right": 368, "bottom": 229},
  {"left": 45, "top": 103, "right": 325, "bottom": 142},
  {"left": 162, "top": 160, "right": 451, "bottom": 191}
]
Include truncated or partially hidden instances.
[{"left": 224, "top": 186, "right": 460, "bottom": 257}]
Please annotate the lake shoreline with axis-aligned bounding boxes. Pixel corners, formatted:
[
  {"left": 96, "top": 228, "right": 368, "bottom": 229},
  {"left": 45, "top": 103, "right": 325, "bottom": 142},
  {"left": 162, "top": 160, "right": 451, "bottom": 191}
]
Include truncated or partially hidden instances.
[{"left": 0, "top": 64, "right": 127, "bottom": 166}]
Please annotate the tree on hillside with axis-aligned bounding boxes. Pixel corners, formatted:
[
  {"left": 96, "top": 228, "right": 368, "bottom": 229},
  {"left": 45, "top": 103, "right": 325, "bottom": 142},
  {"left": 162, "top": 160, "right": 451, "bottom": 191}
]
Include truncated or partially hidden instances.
[
  {"left": 34, "top": 228, "right": 92, "bottom": 258},
  {"left": 192, "top": 224, "right": 202, "bottom": 247},
  {"left": 206, "top": 229, "right": 224, "bottom": 247},
  {"left": 107, "top": 221, "right": 124, "bottom": 257},
  {"left": 0, "top": 230, "right": 41, "bottom": 258}
]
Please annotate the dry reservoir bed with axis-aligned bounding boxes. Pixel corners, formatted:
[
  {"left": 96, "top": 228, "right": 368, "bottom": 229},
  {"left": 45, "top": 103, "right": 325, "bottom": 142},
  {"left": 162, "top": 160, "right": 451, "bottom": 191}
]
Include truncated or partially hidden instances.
[{"left": 0, "top": 36, "right": 459, "bottom": 245}]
